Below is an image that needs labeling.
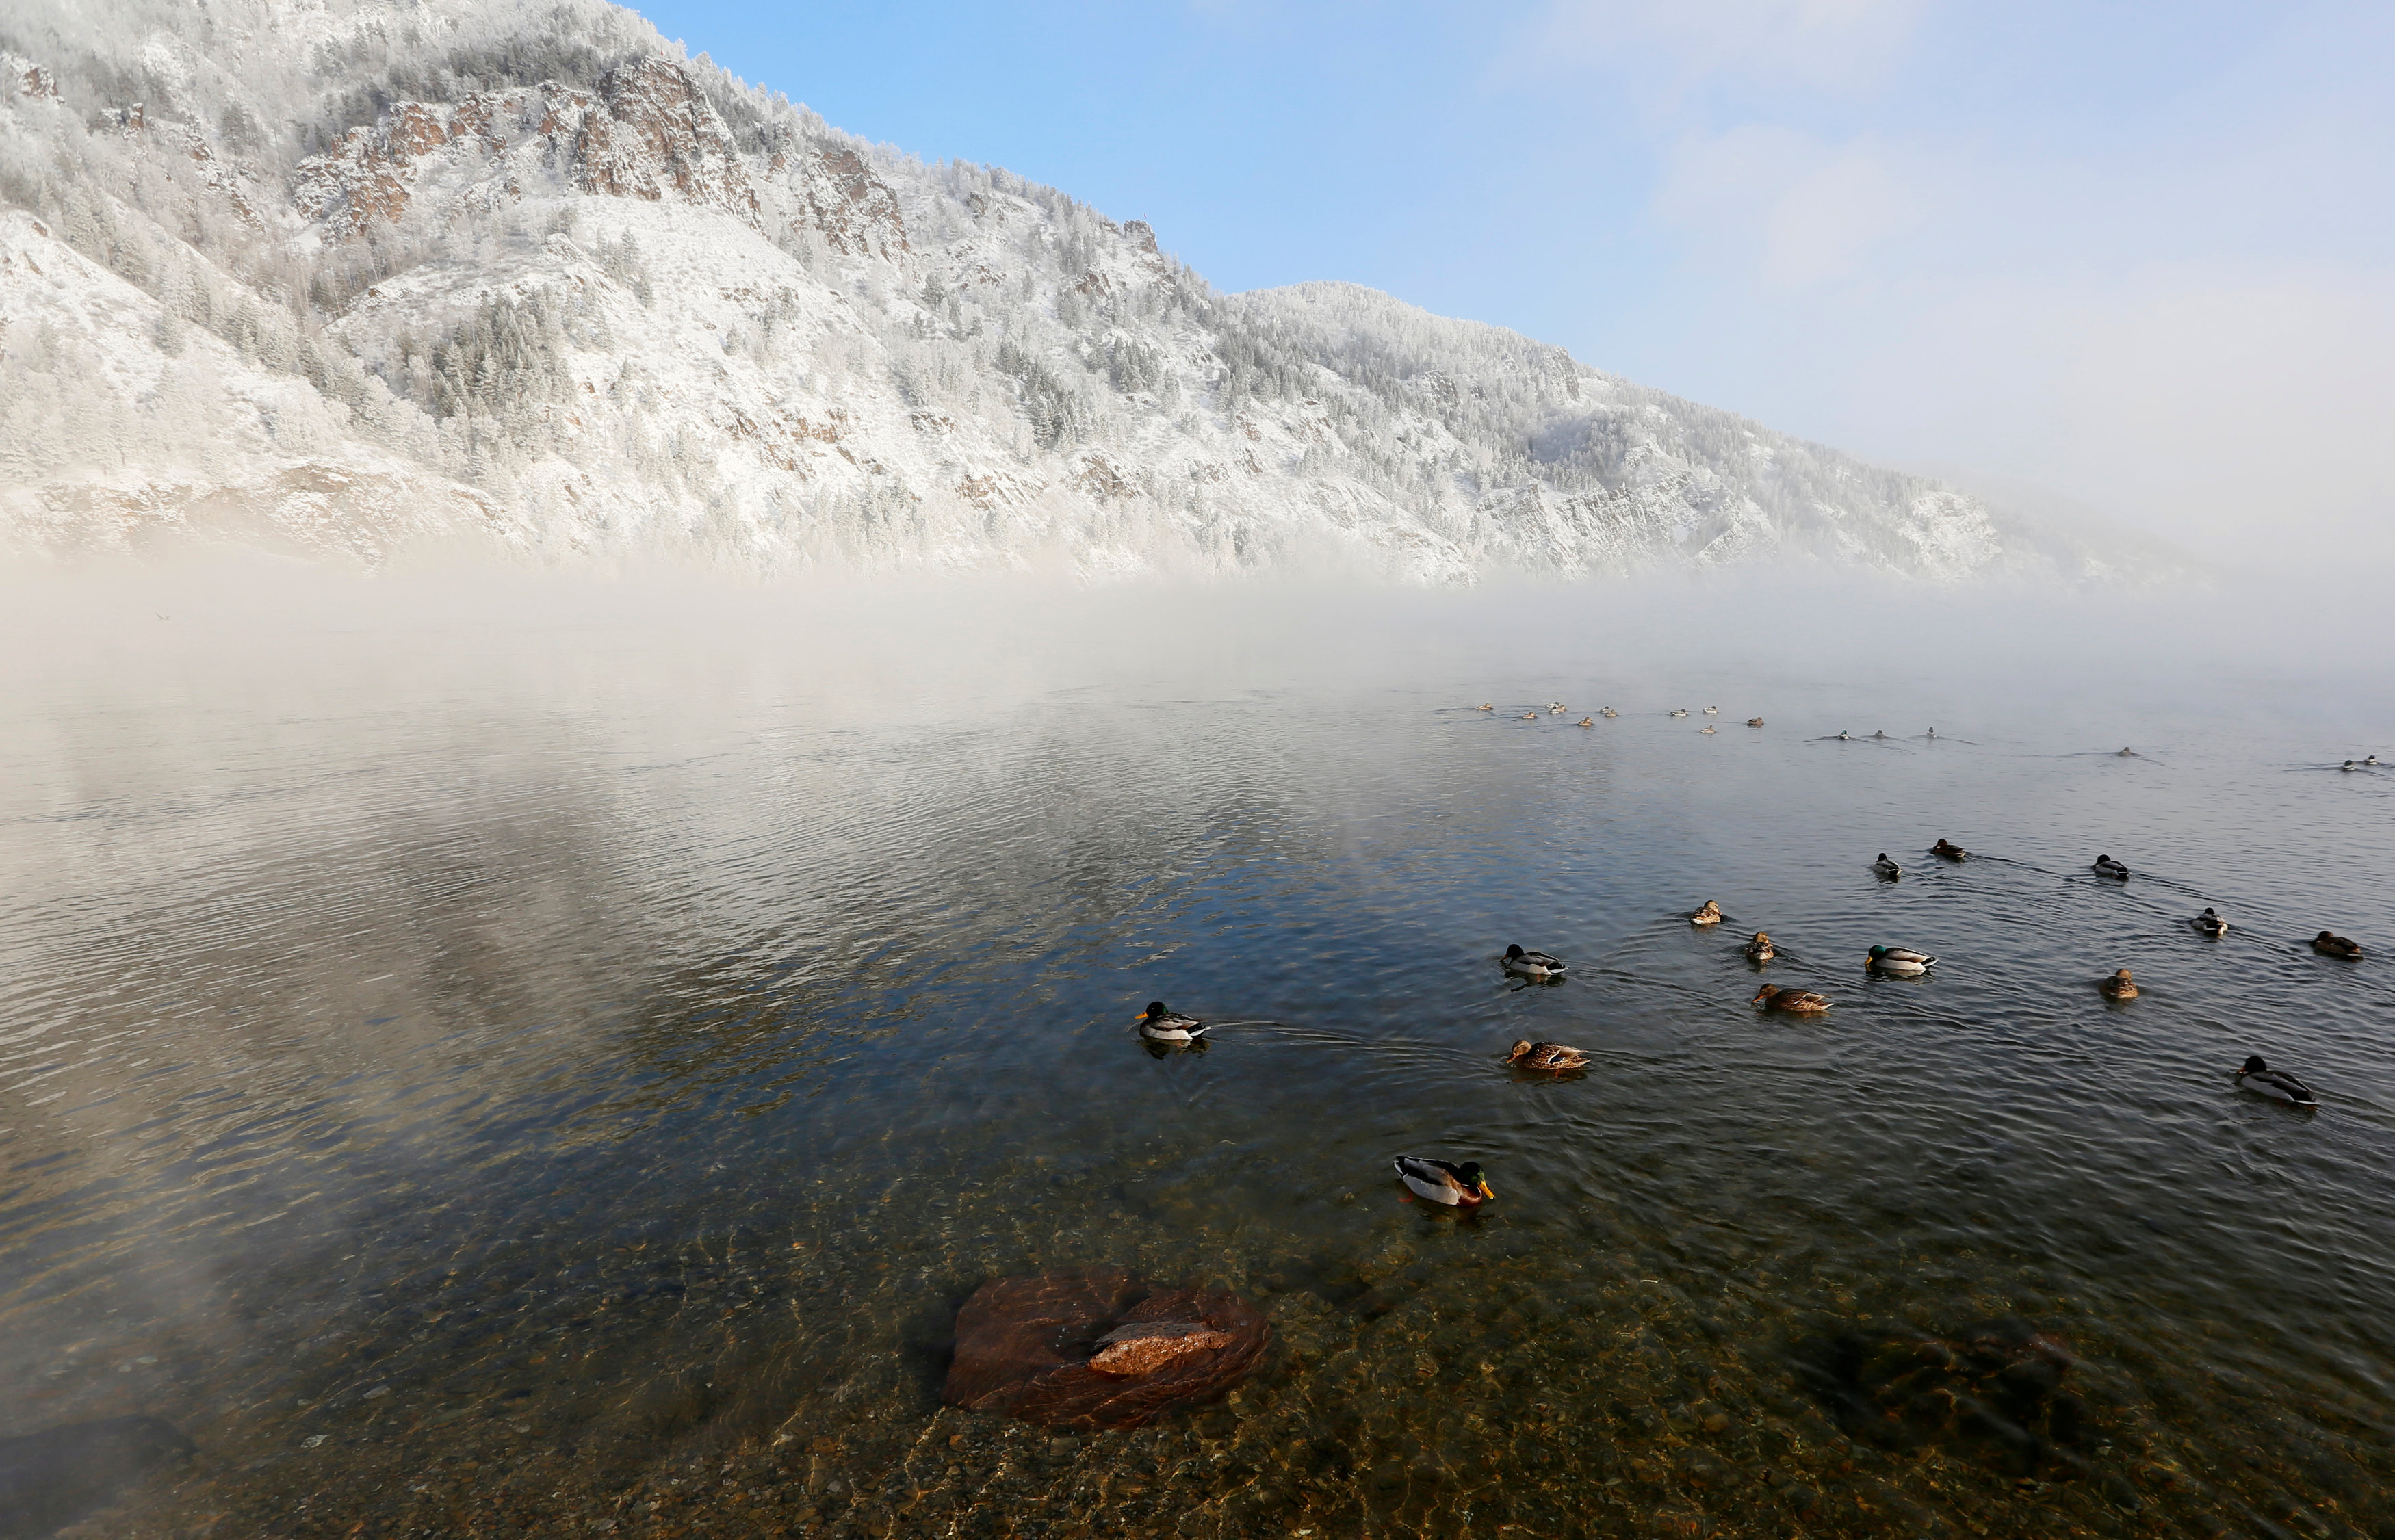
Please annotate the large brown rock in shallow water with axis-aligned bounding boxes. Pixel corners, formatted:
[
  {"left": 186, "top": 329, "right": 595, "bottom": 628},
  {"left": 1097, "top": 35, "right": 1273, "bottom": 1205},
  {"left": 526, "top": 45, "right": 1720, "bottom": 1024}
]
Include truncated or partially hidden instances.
[
  {"left": 1789, "top": 1317, "right": 2090, "bottom": 1478},
  {"left": 943, "top": 1268, "right": 1269, "bottom": 1429}
]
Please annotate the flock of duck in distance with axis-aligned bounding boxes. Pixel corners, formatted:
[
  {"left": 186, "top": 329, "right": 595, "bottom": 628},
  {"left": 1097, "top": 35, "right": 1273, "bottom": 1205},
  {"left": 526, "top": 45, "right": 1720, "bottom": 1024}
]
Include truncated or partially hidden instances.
[{"left": 1130, "top": 703, "right": 2379, "bottom": 1214}]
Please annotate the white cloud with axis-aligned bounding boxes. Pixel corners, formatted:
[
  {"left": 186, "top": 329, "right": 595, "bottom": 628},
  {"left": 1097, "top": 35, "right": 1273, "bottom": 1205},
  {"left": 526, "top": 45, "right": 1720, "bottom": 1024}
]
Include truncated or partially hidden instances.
[
  {"left": 1652, "top": 127, "right": 1921, "bottom": 289},
  {"left": 1483, "top": 0, "right": 2395, "bottom": 571},
  {"left": 1696, "top": 261, "right": 2395, "bottom": 569},
  {"left": 1523, "top": 0, "right": 1926, "bottom": 91},
  {"left": 2037, "top": 269, "right": 2395, "bottom": 561}
]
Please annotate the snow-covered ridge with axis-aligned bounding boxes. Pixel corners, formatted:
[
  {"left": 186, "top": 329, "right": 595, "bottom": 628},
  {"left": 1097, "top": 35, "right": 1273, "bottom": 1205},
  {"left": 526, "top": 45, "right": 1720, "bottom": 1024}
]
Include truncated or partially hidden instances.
[{"left": 0, "top": 0, "right": 2116, "bottom": 580}]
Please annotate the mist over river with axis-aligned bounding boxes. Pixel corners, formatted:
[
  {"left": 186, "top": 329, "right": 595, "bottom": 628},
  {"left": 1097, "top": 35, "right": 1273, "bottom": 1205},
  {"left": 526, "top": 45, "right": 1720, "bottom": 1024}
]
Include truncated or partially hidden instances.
[{"left": 3, "top": 565, "right": 2392, "bottom": 1540}]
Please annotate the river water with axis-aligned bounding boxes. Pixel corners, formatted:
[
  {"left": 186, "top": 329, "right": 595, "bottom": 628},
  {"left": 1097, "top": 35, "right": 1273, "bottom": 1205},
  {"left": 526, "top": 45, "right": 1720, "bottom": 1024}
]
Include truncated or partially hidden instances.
[{"left": 3, "top": 573, "right": 2392, "bottom": 1539}]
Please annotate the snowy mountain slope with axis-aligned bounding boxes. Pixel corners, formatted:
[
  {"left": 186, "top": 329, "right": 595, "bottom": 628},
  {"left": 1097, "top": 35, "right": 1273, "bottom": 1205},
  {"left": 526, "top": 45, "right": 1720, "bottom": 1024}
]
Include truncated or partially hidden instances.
[
  {"left": 0, "top": 209, "right": 508, "bottom": 558},
  {"left": 0, "top": 0, "right": 2115, "bottom": 581}
]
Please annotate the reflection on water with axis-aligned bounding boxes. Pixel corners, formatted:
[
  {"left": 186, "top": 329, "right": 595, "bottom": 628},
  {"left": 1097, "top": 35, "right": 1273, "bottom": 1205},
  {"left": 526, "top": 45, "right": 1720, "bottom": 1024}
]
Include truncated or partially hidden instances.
[{"left": 3, "top": 586, "right": 2394, "bottom": 1539}]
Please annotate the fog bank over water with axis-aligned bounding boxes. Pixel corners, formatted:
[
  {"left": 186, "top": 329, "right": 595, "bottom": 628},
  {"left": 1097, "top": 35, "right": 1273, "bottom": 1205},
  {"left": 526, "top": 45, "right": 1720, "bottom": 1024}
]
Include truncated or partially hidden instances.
[{"left": 3, "top": 558, "right": 2387, "bottom": 737}]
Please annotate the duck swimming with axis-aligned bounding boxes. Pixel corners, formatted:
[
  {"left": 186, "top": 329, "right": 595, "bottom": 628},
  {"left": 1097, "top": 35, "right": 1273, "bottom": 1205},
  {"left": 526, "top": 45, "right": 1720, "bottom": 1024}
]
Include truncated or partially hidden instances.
[
  {"left": 1479, "top": 703, "right": 1494, "bottom": 712},
  {"left": 1522, "top": 712, "right": 1538, "bottom": 720},
  {"left": 2092, "top": 854, "right": 2130, "bottom": 880},
  {"left": 1601, "top": 707, "right": 1620, "bottom": 718},
  {"left": 1579, "top": 716, "right": 1595, "bottom": 728},
  {"left": 1507, "top": 1039, "right": 1590, "bottom": 1071},
  {"left": 1670, "top": 708, "right": 1689, "bottom": 718},
  {"left": 1867, "top": 945, "right": 1935, "bottom": 976},
  {"left": 2116, "top": 747, "right": 2138, "bottom": 757},
  {"left": 1752, "top": 984, "right": 1831, "bottom": 1014},
  {"left": 2236, "top": 1056, "right": 2317, "bottom": 1108},
  {"left": 1746, "top": 717, "right": 1765, "bottom": 727},
  {"left": 1704, "top": 706, "right": 1719, "bottom": 715},
  {"left": 2099, "top": 969, "right": 2138, "bottom": 1000},
  {"left": 2312, "top": 931, "right": 2364, "bottom": 959},
  {"left": 1689, "top": 900, "right": 1723, "bottom": 926},
  {"left": 1394, "top": 1156, "right": 1494, "bottom": 1208},
  {"left": 1932, "top": 838, "right": 1967, "bottom": 861},
  {"left": 1873, "top": 852, "right": 1902, "bottom": 878},
  {"left": 1698, "top": 725, "right": 1716, "bottom": 735},
  {"left": 1550, "top": 702, "right": 1566, "bottom": 714},
  {"left": 2193, "top": 907, "right": 2229, "bottom": 939},
  {"left": 1503, "top": 943, "right": 1567, "bottom": 979},
  {"left": 1744, "top": 931, "right": 1776, "bottom": 963},
  {"left": 1135, "top": 1002, "right": 1210, "bottom": 1043},
  {"left": 2342, "top": 760, "right": 2358, "bottom": 772}
]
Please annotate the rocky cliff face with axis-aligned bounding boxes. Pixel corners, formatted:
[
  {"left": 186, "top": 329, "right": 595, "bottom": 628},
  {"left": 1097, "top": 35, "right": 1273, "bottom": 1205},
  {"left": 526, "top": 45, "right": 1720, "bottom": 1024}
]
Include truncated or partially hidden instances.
[{"left": 0, "top": 0, "right": 2102, "bottom": 581}]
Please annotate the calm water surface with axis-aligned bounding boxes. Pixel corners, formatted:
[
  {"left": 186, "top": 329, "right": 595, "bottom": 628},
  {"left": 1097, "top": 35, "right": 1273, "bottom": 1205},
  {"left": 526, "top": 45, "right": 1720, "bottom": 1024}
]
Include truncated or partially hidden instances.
[{"left": 3, "top": 598, "right": 2393, "bottom": 1539}]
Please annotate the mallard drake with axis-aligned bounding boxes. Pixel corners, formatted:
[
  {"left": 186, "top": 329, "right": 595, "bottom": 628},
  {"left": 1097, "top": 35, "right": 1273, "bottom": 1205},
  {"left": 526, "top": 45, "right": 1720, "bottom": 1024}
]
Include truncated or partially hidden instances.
[
  {"left": 2367, "top": 755, "right": 2382, "bottom": 766},
  {"left": 2193, "top": 907, "right": 2229, "bottom": 939},
  {"left": 1932, "top": 838, "right": 1967, "bottom": 861},
  {"left": 1394, "top": 1156, "right": 1494, "bottom": 1208},
  {"left": 2099, "top": 969, "right": 2138, "bottom": 1000},
  {"left": 2092, "top": 854, "right": 2130, "bottom": 880},
  {"left": 2342, "top": 759, "right": 2359, "bottom": 772},
  {"left": 1135, "top": 1002, "right": 1209, "bottom": 1043},
  {"left": 2312, "top": 931, "right": 2364, "bottom": 959},
  {"left": 2235, "top": 1056, "right": 2317, "bottom": 1107},
  {"left": 1503, "top": 943, "right": 1566, "bottom": 978},
  {"left": 1867, "top": 945, "right": 1935, "bottom": 976},
  {"left": 1670, "top": 708, "right": 1689, "bottom": 718},
  {"left": 1752, "top": 984, "right": 1830, "bottom": 1013},
  {"left": 1689, "top": 900, "right": 1723, "bottom": 926},
  {"left": 1873, "top": 852, "right": 1902, "bottom": 878},
  {"left": 1744, "top": 931, "right": 1776, "bottom": 962},
  {"left": 1507, "top": 1039, "right": 1590, "bottom": 1071},
  {"left": 1746, "top": 717, "right": 1765, "bottom": 727}
]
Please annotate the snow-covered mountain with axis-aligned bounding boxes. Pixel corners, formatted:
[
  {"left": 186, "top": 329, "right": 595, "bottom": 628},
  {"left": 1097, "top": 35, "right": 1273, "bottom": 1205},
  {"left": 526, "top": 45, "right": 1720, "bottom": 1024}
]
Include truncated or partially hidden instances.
[{"left": 0, "top": 0, "right": 2105, "bottom": 582}]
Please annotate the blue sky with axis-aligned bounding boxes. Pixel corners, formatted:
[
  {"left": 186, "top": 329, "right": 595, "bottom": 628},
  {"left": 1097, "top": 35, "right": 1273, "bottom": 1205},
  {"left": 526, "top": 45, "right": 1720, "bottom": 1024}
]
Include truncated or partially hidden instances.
[{"left": 637, "top": 0, "right": 2395, "bottom": 569}]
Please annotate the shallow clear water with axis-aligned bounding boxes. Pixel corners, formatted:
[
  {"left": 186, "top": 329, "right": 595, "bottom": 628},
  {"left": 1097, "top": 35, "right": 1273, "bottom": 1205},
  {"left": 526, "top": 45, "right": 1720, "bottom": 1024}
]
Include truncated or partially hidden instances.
[{"left": 4, "top": 586, "right": 2394, "bottom": 1539}]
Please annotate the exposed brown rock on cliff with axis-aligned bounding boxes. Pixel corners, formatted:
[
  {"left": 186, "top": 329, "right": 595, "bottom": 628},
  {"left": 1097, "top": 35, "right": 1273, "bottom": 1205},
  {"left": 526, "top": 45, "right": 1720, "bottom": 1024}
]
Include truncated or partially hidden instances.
[
  {"left": 792, "top": 143, "right": 908, "bottom": 257},
  {"left": 292, "top": 60, "right": 768, "bottom": 235},
  {"left": 573, "top": 58, "right": 759, "bottom": 222}
]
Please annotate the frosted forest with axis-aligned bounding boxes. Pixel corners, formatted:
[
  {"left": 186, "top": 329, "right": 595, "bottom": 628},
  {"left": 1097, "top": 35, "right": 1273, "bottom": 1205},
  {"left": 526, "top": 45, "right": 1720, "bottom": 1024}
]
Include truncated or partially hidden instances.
[{"left": 1, "top": 0, "right": 2139, "bottom": 582}]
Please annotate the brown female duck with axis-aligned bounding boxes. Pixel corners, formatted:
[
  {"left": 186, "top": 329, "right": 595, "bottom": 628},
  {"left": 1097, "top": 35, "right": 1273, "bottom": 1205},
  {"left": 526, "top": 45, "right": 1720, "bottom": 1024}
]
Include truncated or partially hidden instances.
[{"left": 1507, "top": 1040, "right": 1591, "bottom": 1071}]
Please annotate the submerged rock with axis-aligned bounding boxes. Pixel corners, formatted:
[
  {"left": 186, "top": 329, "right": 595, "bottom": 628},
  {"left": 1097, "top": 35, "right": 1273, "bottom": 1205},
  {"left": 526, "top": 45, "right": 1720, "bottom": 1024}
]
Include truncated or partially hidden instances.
[
  {"left": 944, "top": 1268, "right": 1269, "bottom": 1429},
  {"left": 0, "top": 1415, "right": 194, "bottom": 1539},
  {"left": 1787, "top": 1317, "right": 2090, "bottom": 1478},
  {"left": 1089, "top": 1320, "right": 1238, "bottom": 1376}
]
